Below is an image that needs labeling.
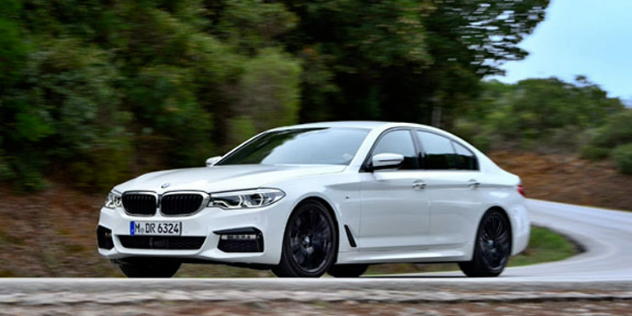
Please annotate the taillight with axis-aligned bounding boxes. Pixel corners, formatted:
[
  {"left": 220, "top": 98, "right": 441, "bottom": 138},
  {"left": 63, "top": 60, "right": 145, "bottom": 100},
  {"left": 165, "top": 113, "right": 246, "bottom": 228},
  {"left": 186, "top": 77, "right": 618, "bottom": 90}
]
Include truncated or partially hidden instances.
[{"left": 517, "top": 184, "right": 526, "bottom": 197}]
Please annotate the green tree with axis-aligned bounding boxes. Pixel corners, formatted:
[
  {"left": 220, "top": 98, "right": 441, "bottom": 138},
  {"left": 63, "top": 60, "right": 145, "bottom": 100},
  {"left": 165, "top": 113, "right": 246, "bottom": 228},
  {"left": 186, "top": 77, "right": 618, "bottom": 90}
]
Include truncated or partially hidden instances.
[
  {"left": 226, "top": 48, "right": 302, "bottom": 148},
  {"left": 0, "top": 0, "right": 28, "bottom": 87},
  {"left": 280, "top": 0, "right": 549, "bottom": 126},
  {"left": 280, "top": 0, "right": 433, "bottom": 122}
]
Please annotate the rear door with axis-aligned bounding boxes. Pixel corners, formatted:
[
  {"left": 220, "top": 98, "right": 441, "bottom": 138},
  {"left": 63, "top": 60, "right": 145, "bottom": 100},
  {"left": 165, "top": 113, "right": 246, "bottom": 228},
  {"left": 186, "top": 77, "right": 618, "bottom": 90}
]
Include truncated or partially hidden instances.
[{"left": 414, "top": 131, "right": 483, "bottom": 249}]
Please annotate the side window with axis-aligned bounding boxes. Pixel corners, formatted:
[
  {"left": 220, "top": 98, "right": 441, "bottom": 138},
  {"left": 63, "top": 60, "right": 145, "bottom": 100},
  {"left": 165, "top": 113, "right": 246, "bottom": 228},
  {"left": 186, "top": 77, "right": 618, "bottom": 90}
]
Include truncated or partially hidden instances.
[
  {"left": 371, "top": 130, "right": 418, "bottom": 170},
  {"left": 416, "top": 131, "right": 478, "bottom": 171},
  {"left": 453, "top": 141, "right": 478, "bottom": 170},
  {"left": 416, "top": 131, "right": 455, "bottom": 170}
]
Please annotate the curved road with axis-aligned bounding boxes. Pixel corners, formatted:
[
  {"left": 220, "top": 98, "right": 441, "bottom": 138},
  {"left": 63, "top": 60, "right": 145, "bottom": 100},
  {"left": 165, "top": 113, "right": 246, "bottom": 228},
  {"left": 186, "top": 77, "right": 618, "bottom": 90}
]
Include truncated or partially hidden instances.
[
  {"left": 500, "top": 199, "right": 632, "bottom": 282},
  {"left": 1, "top": 199, "right": 632, "bottom": 297}
]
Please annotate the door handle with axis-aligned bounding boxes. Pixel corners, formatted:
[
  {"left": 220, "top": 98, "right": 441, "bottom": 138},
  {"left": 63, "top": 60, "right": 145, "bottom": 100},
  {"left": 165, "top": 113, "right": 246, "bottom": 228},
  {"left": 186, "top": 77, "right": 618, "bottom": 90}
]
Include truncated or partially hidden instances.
[
  {"left": 468, "top": 179, "right": 481, "bottom": 188},
  {"left": 412, "top": 180, "right": 426, "bottom": 190}
]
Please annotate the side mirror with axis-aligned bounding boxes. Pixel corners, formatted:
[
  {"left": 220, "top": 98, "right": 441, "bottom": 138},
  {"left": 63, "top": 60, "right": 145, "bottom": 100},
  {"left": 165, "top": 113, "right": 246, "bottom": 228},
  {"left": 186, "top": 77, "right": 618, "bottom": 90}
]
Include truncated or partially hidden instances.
[
  {"left": 206, "top": 156, "right": 222, "bottom": 167},
  {"left": 371, "top": 153, "right": 404, "bottom": 170}
]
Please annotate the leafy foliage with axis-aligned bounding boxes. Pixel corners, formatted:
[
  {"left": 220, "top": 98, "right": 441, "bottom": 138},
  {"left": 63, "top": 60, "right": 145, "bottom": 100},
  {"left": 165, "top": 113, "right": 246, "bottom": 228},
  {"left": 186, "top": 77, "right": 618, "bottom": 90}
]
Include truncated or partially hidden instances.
[
  {"left": 581, "top": 110, "right": 632, "bottom": 163},
  {"left": 589, "top": 110, "right": 632, "bottom": 149},
  {"left": 418, "top": 0, "right": 549, "bottom": 127},
  {"left": 0, "top": 0, "right": 28, "bottom": 86},
  {"left": 454, "top": 77, "right": 626, "bottom": 152},
  {"left": 0, "top": 0, "right": 300, "bottom": 191},
  {"left": 0, "top": 0, "right": 553, "bottom": 190},
  {"left": 1, "top": 38, "right": 129, "bottom": 190},
  {"left": 430, "top": 0, "right": 549, "bottom": 77}
]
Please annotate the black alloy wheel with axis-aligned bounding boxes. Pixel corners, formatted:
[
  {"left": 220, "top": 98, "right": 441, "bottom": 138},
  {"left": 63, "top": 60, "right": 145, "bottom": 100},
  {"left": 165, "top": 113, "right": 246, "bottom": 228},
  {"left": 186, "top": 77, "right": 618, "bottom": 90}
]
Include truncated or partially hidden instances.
[
  {"left": 272, "top": 200, "right": 337, "bottom": 277},
  {"left": 117, "top": 259, "right": 181, "bottom": 278},
  {"left": 459, "top": 209, "right": 512, "bottom": 277}
]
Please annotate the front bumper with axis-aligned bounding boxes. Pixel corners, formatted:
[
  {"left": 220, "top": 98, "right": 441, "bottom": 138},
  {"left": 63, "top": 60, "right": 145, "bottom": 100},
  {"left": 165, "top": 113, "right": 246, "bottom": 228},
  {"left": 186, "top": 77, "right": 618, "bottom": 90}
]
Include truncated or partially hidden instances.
[{"left": 96, "top": 200, "right": 292, "bottom": 265}]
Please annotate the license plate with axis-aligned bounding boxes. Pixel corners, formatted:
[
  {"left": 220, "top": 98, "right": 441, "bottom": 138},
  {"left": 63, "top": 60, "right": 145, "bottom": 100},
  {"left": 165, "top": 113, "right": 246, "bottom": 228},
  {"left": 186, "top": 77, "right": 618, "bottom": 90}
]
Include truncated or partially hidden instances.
[{"left": 130, "top": 221, "right": 182, "bottom": 236}]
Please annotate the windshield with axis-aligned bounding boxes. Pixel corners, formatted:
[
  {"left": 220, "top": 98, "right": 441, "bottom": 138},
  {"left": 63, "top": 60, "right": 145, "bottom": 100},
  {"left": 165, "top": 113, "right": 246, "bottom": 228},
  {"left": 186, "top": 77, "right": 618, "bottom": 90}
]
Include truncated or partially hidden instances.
[{"left": 218, "top": 128, "right": 369, "bottom": 166}]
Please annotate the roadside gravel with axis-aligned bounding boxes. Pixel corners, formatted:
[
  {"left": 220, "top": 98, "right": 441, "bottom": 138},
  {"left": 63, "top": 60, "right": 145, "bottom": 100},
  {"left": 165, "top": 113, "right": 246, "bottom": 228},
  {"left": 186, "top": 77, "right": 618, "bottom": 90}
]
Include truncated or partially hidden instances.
[
  {"left": 1, "top": 298, "right": 631, "bottom": 316},
  {"left": 2, "top": 286, "right": 632, "bottom": 316}
]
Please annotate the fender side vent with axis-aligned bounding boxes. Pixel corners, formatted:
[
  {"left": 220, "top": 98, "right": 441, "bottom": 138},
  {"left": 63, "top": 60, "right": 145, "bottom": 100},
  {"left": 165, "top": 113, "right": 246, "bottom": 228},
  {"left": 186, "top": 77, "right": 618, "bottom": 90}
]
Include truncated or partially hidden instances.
[{"left": 344, "top": 225, "right": 357, "bottom": 248}]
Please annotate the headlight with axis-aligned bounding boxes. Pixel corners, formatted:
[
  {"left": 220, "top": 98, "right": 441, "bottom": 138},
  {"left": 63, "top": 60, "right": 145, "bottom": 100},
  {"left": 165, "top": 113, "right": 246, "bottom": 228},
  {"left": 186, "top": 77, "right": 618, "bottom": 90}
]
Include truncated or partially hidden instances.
[
  {"left": 104, "top": 191, "right": 122, "bottom": 209},
  {"left": 209, "top": 188, "right": 285, "bottom": 209}
]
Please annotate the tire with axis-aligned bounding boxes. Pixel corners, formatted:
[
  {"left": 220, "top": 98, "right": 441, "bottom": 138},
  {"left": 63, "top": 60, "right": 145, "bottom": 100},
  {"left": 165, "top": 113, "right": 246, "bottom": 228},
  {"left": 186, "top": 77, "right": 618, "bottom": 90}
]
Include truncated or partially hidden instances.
[
  {"left": 272, "top": 200, "right": 338, "bottom": 278},
  {"left": 117, "top": 259, "right": 181, "bottom": 278},
  {"left": 459, "top": 209, "right": 512, "bottom": 277},
  {"left": 328, "top": 264, "right": 369, "bottom": 278}
]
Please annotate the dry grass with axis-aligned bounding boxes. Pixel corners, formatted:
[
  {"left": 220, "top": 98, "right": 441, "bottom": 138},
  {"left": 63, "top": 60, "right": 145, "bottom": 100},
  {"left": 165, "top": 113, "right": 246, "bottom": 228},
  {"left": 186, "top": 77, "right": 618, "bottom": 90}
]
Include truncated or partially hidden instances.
[{"left": 490, "top": 151, "right": 632, "bottom": 211}]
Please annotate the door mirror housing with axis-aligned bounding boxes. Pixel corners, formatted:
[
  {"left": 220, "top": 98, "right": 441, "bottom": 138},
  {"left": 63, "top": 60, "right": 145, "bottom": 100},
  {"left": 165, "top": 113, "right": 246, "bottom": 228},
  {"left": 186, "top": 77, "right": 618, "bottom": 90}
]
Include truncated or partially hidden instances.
[
  {"left": 206, "top": 156, "right": 222, "bottom": 167},
  {"left": 371, "top": 153, "right": 404, "bottom": 170}
]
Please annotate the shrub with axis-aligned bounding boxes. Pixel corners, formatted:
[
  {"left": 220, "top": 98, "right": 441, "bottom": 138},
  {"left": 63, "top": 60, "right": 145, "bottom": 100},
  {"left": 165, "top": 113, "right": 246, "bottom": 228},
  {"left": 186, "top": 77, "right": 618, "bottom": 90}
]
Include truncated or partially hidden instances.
[
  {"left": 0, "top": 39, "right": 131, "bottom": 191},
  {"left": 591, "top": 110, "right": 632, "bottom": 148},
  {"left": 451, "top": 119, "right": 492, "bottom": 152},
  {"left": 580, "top": 145, "right": 610, "bottom": 161},
  {"left": 541, "top": 126, "right": 585, "bottom": 153},
  {"left": 613, "top": 144, "right": 632, "bottom": 175},
  {"left": 471, "top": 134, "right": 493, "bottom": 153}
]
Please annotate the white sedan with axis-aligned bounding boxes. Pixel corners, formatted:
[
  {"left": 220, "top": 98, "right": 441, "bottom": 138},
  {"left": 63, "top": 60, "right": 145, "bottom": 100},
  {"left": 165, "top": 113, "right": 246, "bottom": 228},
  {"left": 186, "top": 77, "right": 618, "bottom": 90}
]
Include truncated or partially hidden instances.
[{"left": 97, "top": 121, "right": 529, "bottom": 278}]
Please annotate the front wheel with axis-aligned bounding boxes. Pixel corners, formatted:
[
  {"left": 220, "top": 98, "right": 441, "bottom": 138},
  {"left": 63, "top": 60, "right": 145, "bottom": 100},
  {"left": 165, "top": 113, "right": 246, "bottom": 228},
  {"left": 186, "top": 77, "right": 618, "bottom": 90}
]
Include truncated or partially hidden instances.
[
  {"left": 117, "top": 259, "right": 181, "bottom": 278},
  {"left": 459, "top": 209, "right": 512, "bottom": 277},
  {"left": 272, "top": 200, "right": 337, "bottom": 278}
]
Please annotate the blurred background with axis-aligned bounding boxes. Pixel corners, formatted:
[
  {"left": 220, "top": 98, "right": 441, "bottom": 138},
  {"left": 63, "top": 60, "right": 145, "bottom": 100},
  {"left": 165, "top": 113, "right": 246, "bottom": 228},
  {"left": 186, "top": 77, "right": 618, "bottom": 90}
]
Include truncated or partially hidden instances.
[{"left": 0, "top": 0, "right": 630, "bottom": 277}]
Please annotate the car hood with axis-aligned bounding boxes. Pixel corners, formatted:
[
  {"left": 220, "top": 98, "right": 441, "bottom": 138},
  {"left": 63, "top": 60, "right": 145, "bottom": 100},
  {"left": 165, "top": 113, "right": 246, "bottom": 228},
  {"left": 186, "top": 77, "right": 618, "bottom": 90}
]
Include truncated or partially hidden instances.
[{"left": 114, "top": 164, "right": 346, "bottom": 193}]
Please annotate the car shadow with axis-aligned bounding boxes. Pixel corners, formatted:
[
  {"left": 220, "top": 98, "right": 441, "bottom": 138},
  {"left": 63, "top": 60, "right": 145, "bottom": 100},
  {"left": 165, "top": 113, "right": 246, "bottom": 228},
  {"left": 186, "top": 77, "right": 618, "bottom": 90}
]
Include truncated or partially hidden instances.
[{"left": 364, "top": 275, "right": 467, "bottom": 279}]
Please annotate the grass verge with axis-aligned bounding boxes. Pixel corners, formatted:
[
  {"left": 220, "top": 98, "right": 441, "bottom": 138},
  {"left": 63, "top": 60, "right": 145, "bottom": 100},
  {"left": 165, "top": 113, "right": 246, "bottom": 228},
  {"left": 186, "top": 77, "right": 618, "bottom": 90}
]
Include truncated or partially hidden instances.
[{"left": 508, "top": 225, "right": 579, "bottom": 267}]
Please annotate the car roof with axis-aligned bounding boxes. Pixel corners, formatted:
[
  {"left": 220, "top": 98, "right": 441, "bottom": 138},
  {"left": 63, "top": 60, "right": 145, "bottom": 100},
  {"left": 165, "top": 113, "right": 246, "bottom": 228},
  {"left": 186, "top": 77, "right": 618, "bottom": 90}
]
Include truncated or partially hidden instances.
[{"left": 273, "top": 121, "right": 421, "bottom": 130}]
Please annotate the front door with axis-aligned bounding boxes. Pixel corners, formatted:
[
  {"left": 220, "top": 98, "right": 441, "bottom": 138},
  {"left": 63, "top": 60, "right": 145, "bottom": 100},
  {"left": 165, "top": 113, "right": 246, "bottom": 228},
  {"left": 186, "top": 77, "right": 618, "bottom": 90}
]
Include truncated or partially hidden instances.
[{"left": 358, "top": 129, "right": 430, "bottom": 250}]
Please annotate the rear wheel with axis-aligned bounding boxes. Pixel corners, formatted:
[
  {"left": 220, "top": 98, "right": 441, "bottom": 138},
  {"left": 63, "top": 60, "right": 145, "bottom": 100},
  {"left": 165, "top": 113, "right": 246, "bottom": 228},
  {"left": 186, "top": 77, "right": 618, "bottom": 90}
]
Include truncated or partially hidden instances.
[
  {"left": 272, "top": 200, "right": 337, "bottom": 278},
  {"left": 459, "top": 209, "right": 511, "bottom": 277},
  {"left": 327, "top": 264, "right": 369, "bottom": 278},
  {"left": 117, "top": 259, "right": 181, "bottom": 278}
]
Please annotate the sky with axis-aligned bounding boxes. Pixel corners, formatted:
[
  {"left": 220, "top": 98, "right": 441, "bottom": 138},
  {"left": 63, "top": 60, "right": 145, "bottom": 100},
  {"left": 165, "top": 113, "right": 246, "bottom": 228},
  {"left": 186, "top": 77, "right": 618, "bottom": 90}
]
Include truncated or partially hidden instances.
[{"left": 492, "top": 0, "right": 632, "bottom": 102}]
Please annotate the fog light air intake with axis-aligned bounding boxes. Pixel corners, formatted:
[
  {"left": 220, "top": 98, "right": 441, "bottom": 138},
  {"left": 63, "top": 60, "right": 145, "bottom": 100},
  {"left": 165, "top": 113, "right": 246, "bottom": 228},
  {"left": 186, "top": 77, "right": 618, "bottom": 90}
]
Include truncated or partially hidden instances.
[
  {"left": 97, "top": 226, "right": 114, "bottom": 250},
  {"left": 214, "top": 227, "right": 264, "bottom": 253}
]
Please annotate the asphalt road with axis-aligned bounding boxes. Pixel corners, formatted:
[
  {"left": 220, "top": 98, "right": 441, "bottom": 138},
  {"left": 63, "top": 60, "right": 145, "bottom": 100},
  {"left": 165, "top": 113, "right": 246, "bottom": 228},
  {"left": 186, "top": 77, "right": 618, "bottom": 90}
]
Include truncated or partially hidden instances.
[
  {"left": 2, "top": 199, "right": 632, "bottom": 297},
  {"left": 500, "top": 199, "right": 632, "bottom": 282}
]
